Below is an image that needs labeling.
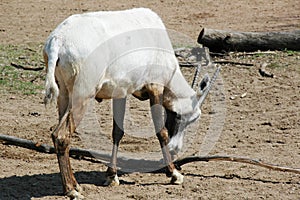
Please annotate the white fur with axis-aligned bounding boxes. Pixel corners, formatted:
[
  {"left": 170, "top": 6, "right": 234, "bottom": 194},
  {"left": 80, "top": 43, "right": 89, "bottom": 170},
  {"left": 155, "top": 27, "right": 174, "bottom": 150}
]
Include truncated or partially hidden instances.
[
  {"left": 103, "top": 174, "right": 120, "bottom": 186},
  {"left": 43, "top": 8, "right": 199, "bottom": 116},
  {"left": 171, "top": 169, "right": 184, "bottom": 184},
  {"left": 168, "top": 132, "right": 184, "bottom": 153},
  {"left": 44, "top": 8, "right": 201, "bottom": 195},
  {"left": 44, "top": 8, "right": 170, "bottom": 104}
]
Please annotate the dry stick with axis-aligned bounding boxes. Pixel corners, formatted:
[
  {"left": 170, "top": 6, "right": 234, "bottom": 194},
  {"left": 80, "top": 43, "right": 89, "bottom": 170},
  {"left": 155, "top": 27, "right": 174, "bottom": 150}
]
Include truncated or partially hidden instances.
[
  {"left": 0, "top": 134, "right": 55, "bottom": 154},
  {"left": 1, "top": 134, "right": 299, "bottom": 174},
  {"left": 11, "top": 62, "right": 44, "bottom": 71},
  {"left": 210, "top": 51, "right": 278, "bottom": 58},
  {"left": 232, "top": 51, "right": 277, "bottom": 56},
  {"left": 174, "top": 156, "right": 300, "bottom": 174},
  {"left": 179, "top": 62, "right": 197, "bottom": 68},
  {"left": 214, "top": 60, "right": 254, "bottom": 66},
  {"left": 0, "top": 134, "right": 110, "bottom": 162},
  {"left": 179, "top": 61, "right": 253, "bottom": 67}
]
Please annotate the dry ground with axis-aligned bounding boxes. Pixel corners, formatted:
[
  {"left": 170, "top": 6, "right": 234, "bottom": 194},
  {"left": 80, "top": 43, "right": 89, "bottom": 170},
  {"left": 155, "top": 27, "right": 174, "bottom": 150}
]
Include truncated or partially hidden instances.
[{"left": 0, "top": 0, "right": 299, "bottom": 199}]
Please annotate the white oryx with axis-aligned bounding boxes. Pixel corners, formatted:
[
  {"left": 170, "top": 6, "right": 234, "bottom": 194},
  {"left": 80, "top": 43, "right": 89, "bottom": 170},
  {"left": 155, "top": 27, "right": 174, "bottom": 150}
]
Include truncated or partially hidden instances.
[{"left": 44, "top": 8, "right": 216, "bottom": 199}]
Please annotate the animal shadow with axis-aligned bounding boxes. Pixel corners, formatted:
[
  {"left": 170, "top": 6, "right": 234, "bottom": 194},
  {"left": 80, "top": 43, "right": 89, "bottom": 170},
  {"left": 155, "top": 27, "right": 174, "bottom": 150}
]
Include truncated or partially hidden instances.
[{"left": 0, "top": 171, "right": 106, "bottom": 200}]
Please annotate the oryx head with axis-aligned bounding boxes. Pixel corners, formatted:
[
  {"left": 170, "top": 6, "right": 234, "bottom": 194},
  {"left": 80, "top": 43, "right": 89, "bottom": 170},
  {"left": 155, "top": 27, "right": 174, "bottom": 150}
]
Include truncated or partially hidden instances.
[{"left": 165, "top": 65, "right": 220, "bottom": 155}]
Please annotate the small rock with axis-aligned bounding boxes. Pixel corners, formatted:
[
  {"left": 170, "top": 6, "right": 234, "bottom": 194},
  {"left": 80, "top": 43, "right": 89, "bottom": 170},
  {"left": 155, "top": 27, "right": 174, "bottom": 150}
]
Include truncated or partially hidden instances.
[
  {"left": 240, "top": 92, "right": 247, "bottom": 98},
  {"left": 187, "top": 55, "right": 197, "bottom": 62},
  {"left": 208, "top": 111, "right": 216, "bottom": 115},
  {"left": 230, "top": 95, "right": 237, "bottom": 100},
  {"left": 261, "top": 122, "right": 272, "bottom": 126},
  {"left": 259, "top": 63, "right": 274, "bottom": 78},
  {"left": 18, "top": 56, "right": 27, "bottom": 59},
  {"left": 28, "top": 112, "right": 41, "bottom": 117}
]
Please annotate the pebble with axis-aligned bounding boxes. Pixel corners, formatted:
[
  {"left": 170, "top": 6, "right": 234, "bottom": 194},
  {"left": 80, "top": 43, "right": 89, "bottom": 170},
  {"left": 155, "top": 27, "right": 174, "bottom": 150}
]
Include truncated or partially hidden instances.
[
  {"left": 230, "top": 95, "right": 237, "bottom": 100},
  {"left": 240, "top": 92, "right": 247, "bottom": 98}
]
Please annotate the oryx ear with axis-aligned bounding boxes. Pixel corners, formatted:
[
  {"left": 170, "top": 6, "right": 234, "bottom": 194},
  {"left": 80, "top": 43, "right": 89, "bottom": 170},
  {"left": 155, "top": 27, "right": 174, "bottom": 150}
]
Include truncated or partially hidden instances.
[
  {"left": 197, "top": 66, "right": 221, "bottom": 108},
  {"left": 197, "top": 74, "right": 210, "bottom": 98}
]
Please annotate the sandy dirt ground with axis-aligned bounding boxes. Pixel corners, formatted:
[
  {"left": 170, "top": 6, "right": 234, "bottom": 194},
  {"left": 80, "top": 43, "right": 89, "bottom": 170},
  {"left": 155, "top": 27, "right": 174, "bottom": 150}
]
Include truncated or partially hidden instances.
[{"left": 0, "top": 0, "right": 299, "bottom": 199}]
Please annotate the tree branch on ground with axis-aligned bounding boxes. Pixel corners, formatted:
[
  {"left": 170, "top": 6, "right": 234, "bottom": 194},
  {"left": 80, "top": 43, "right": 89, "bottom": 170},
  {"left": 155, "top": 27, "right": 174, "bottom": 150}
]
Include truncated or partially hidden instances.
[
  {"left": 1, "top": 134, "right": 299, "bottom": 174},
  {"left": 11, "top": 62, "right": 44, "bottom": 71}
]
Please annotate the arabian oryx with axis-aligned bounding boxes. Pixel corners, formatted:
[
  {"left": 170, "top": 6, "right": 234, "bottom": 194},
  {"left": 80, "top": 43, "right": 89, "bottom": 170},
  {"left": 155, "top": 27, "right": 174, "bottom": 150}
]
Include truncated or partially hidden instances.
[{"left": 43, "top": 8, "right": 218, "bottom": 199}]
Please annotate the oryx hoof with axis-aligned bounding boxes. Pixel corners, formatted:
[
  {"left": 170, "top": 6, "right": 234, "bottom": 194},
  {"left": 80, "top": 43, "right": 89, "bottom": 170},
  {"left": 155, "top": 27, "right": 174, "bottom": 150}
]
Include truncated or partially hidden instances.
[
  {"left": 66, "top": 189, "right": 84, "bottom": 200},
  {"left": 103, "top": 174, "right": 120, "bottom": 186},
  {"left": 170, "top": 169, "right": 184, "bottom": 185},
  {"left": 65, "top": 184, "right": 84, "bottom": 200},
  {"left": 75, "top": 184, "right": 83, "bottom": 194}
]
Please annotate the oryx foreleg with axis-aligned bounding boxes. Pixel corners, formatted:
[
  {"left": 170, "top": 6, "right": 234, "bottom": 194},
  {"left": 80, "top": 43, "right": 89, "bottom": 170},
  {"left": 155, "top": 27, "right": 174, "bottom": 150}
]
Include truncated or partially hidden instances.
[
  {"left": 147, "top": 84, "right": 184, "bottom": 184},
  {"left": 105, "top": 98, "right": 126, "bottom": 186}
]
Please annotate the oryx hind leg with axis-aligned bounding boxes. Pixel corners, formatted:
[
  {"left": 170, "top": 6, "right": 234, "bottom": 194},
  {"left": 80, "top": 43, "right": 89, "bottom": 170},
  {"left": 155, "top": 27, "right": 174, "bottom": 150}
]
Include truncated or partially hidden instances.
[
  {"left": 52, "top": 75, "right": 90, "bottom": 199},
  {"left": 52, "top": 103, "right": 83, "bottom": 199}
]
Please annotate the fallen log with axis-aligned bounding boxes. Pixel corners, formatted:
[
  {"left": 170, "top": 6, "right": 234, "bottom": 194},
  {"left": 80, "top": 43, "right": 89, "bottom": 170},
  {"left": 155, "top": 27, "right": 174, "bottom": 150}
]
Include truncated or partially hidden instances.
[
  {"left": 197, "top": 28, "right": 300, "bottom": 52},
  {"left": 1, "top": 134, "right": 299, "bottom": 174}
]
